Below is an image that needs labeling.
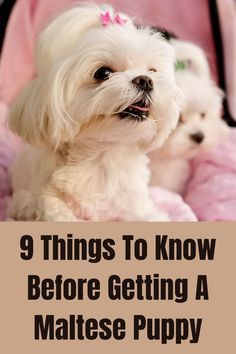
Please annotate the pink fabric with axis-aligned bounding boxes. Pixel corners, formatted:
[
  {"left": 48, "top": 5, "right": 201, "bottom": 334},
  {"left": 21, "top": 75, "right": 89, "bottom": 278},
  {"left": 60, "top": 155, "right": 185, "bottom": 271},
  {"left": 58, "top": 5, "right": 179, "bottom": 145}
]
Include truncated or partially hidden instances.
[
  {"left": 151, "top": 188, "right": 197, "bottom": 221},
  {"left": 185, "top": 130, "right": 236, "bottom": 221},
  {"left": 217, "top": 0, "right": 236, "bottom": 120}
]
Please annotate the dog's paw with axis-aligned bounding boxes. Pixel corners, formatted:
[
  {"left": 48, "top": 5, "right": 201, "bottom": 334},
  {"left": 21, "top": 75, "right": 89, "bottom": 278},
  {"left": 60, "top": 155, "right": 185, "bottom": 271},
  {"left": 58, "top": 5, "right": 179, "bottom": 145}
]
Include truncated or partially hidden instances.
[{"left": 8, "top": 191, "right": 37, "bottom": 221}]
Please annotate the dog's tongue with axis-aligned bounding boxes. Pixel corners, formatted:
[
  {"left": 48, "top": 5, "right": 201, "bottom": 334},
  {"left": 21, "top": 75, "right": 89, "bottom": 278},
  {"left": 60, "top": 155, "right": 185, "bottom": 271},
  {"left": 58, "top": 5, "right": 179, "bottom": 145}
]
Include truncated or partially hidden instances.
[{"left": 129, "top": 104, "right": 150, "bottom": 112}]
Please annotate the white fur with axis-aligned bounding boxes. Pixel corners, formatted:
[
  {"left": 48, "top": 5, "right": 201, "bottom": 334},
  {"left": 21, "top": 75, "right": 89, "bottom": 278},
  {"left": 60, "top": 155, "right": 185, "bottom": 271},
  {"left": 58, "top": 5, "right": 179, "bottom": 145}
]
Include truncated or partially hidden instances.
[
  {"left": 171, "top": 39, "right": 211, "bottom": 78},
  {"left": 150, "top": 40, "right": 230, "bottom": 194},
  {"left": 8, "top": 4, "right": 181, "bottom": 221}
]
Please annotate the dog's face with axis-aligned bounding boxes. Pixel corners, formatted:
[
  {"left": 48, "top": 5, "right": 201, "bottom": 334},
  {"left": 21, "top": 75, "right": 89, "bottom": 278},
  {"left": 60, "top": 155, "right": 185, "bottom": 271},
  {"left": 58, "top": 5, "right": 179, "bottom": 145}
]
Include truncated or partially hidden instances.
[
  {"left": 160, "top": 73, "right": 229, "bottom": 158},
  {"left": 65, "top": 24, "right": 181, "bottom": 148},
  {"left": 10, "top": 5, "right": 181, "bottom": 151}
]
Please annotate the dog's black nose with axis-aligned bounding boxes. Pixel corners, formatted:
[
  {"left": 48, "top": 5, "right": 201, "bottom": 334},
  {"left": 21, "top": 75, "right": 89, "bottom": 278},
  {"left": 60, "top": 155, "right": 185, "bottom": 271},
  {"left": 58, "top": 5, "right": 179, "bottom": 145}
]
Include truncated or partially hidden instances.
[
  {"left": 132, "top": 75, "right": 153, "bottom": 91},
  {"left": 190, "top": 131, "right": 204, "bottom": 144}
]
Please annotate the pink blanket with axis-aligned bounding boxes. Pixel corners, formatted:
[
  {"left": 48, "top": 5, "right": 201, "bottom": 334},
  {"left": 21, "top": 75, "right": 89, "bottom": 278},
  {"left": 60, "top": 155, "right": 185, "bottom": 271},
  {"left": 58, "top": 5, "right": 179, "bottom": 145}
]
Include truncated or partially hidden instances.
[{"left": 185, "top": 130, "right": 236, "bottom": 221}]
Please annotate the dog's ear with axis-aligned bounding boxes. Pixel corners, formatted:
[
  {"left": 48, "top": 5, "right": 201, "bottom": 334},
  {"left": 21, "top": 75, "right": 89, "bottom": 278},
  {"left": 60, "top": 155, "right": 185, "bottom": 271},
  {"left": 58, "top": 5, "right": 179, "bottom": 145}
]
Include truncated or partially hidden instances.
[
  {"left": 9, "top": 61, "right": 79, "bottom": 149},
  {"left": 9, "top": 4, "right": 114, "bottom": 148},
  {"left": 185, "top": 57, "right": 211, "bottom": 78},
  {"left": 171, "top": 39, "right": 211, "bottom": 79}
]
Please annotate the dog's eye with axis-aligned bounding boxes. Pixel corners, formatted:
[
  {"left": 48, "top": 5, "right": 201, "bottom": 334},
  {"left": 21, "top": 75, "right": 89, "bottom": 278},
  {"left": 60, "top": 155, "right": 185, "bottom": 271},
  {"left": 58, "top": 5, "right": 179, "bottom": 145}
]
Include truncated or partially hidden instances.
[
  {"left": 149, "top": 68, "right": 157, "bottom": 73},
  {"left": 201, "top": 112, "right": 206, "bottom": 119},
  {"left": 94, "top": 67, "right": 113, "bottom": 81}
]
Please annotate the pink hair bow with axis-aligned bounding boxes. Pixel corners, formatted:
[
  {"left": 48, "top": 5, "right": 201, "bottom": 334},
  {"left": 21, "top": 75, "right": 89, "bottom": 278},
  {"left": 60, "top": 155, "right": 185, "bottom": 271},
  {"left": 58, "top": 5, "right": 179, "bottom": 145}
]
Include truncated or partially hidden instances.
[{"left": 100, "top": 11, "right": 128, "bottom": 26}]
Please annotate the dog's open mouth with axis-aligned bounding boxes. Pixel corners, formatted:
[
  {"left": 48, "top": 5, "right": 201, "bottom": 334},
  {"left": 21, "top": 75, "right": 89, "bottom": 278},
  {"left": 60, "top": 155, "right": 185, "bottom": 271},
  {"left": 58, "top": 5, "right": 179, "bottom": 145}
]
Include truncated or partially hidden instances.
[{"left": 119, "top": 98, "right": 151, "bottom": 121}]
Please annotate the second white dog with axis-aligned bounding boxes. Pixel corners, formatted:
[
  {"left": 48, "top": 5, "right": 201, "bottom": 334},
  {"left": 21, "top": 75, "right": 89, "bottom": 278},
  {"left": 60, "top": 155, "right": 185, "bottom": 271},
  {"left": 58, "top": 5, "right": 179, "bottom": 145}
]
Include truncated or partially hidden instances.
[{"left": 150, "top": 40, "right": 229, "bottom": 194}]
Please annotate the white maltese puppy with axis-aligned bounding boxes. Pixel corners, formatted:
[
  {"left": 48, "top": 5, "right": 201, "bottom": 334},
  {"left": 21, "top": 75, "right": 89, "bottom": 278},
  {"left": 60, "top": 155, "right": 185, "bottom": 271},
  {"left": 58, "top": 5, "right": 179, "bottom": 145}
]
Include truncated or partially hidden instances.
[
  {"left": 8, "top": 4, "right": 181, "bottom": 221},
  {"left": 150, "top": 39, "right": 229, "bottom": 194}
]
